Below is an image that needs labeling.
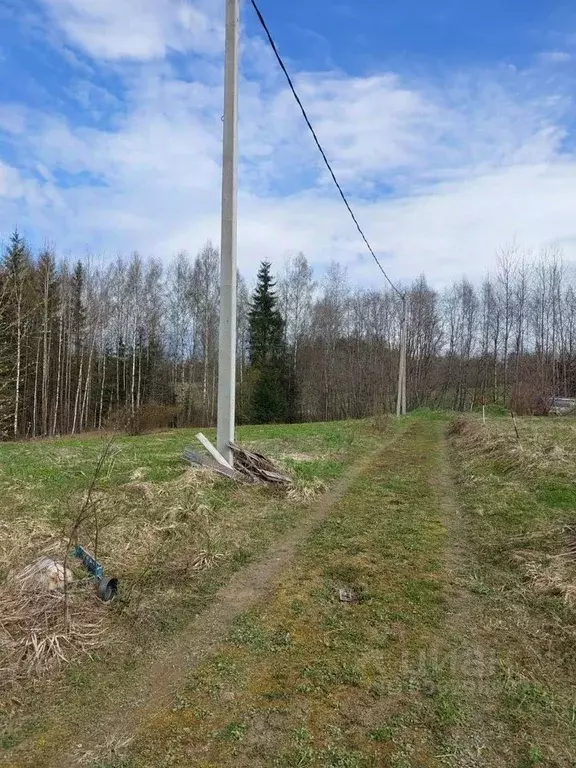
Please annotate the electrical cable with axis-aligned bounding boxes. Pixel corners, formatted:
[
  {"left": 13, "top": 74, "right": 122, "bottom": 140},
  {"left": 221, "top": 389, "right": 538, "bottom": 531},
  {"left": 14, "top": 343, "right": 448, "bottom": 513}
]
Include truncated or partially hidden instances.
[{"left": 249, "top": 0, "right": 404, "bottom": 298}]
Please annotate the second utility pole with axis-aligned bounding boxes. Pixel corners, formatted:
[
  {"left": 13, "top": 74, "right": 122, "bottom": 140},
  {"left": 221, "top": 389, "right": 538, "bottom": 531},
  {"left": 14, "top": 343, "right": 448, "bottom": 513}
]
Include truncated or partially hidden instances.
[
  {"left": 396, "top": 294, "right": 407, "bottom": 417},
  {"left": 216, "top": 0, "right": 240, "bottom": 466}
]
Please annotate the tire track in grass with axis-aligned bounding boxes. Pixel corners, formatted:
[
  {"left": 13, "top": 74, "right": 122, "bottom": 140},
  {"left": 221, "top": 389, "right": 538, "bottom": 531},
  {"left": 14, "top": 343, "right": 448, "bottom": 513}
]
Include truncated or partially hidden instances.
[
  {"left": 96, "top": 418, "right": 453, "bottom": 768},
  {"left": 5, "top": 424, "right": 406, "bottom": 768},
  {"left": 439, "top": 422, "right": 576, "bottom": 767}
]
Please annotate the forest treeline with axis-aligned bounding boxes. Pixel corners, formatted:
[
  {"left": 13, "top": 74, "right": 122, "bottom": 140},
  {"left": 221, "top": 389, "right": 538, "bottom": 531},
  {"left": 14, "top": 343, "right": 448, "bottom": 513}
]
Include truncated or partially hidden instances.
[{"left": 0, "top": 230, "right": 573, "bottom": 439}]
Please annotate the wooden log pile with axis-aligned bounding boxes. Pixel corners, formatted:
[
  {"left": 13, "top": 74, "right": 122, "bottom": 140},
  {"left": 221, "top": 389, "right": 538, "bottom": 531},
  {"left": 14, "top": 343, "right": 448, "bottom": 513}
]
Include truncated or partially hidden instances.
[
  {"left": 183, "top": 442, "right": 291, "bottom": 486},
  {"left": 228, "top": 442, "right": 291, "bottom": 485}
]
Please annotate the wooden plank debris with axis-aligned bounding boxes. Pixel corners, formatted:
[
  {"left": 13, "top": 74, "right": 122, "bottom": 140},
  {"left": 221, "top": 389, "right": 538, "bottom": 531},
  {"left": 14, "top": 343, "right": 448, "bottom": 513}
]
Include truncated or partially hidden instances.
[
  {"left": 183, "top": 449, "right": 239, "bottom": 480},
  {"left": 183, "top": 442, "right": 292, "bottom": 486},
  {"left": 195, "top": 432, "right": 234, "bottom": 469},
  {"left": 228, "top": 442, "right": 292, "bottom": 485}
]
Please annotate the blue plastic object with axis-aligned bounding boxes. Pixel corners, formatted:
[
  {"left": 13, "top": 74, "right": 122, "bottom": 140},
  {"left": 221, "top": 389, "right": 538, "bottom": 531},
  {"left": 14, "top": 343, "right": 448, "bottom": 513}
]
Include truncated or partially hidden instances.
[
  {"left": 73, "top": 545, "right": 104, "bottom": 579},
  {"left": 73, "top": 545, "right": 117, "bottom": 601}
]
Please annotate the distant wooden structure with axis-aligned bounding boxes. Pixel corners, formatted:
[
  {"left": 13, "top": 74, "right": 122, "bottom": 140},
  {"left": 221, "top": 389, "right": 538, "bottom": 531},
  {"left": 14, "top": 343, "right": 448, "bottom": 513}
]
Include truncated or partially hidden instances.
[{"left": 547, "top": 397, "right": 576, "bottom": 416}]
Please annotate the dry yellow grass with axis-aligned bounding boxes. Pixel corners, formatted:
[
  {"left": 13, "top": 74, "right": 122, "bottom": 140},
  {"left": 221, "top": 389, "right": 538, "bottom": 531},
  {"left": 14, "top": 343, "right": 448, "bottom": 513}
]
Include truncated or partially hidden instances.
[
  {"left": 0, "top": 420, "right": 380, "bottom": 715},
  {"left": 0, "top": 582, "right": 108, "bottom": 691}
]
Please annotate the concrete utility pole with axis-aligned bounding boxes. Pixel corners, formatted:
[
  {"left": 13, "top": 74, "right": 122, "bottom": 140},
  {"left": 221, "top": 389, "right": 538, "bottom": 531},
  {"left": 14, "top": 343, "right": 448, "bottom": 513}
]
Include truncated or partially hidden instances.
[
  {"left": 401, "top": 302, "right": 407, "bottom": 415},
  {"left": 216, "top": 0, "right": 240, "bottom": 465},
  {"left": 396, "top": 295, "right": 407, "bottom": 417}
]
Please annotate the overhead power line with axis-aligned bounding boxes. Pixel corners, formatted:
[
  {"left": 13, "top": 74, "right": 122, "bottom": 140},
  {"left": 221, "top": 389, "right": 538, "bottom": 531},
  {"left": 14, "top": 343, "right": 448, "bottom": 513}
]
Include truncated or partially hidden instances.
[{"left": 249, "top": 0, "right": 403, "bottom": 298}]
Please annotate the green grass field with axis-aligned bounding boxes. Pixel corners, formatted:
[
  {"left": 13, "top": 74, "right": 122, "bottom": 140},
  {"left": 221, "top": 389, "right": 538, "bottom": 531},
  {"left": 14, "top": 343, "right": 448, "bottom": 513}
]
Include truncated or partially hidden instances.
[{"left": 2, "top": 413, "right": 576, "bottom": 767}]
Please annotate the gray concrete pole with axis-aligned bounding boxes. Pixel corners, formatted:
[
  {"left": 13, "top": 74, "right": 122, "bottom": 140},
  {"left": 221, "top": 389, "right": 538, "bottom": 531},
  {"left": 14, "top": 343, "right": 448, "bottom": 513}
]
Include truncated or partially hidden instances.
[
  {"left": 401, "top": 295, "right": 408, "bottom": 415},
  {"left": 217, "top": 0, "right": 240, "bottom": 465},
  {"left": 396, "top": 295, "right": 407, "bottom": 417}
]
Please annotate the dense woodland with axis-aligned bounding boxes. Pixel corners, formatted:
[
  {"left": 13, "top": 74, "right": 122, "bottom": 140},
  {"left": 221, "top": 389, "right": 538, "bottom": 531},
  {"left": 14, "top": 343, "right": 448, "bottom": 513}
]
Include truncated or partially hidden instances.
[{"left": 0, "top": 230, "right": 574, "bottom": 439}]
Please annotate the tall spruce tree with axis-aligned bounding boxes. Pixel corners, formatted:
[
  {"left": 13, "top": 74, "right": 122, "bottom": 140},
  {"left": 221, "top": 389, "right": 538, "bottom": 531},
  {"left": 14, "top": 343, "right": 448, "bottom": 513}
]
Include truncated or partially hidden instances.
[
  {"left": 248, "top": 262, "right": 290, "bottom": 423},
  {"left": 1, "top": 230, "right": 32, "bottom": 436}
]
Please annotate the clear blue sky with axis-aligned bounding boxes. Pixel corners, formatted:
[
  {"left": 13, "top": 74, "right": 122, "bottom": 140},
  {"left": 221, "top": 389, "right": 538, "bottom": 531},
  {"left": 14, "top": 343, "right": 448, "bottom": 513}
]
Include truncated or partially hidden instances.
[
  {"left": 0, "top": 0, "right": 575, "bottom": 284},
  {"left": 254, "top": 0, "right": 572, "bottom": 69}
]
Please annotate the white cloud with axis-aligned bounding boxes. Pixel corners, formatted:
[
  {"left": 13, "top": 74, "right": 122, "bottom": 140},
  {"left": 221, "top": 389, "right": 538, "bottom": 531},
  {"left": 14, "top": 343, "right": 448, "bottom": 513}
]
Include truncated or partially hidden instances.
[
  {"left": 2, "top": 2, "right": 576, "bottom": 289},
  {"left": 298, "top": 74, "right": 443, "bottom": 184},
  {"left": 40, "top": 0, "right": 222, "bottom": 60},
  {"left": 0, "top": 162, "right": 25, "bottom": 199},
  {"left": 538, "top": 50, "right": 572, "bottom": 64},
  {"left": 0, "top": 105, "right": 27, "bottom": 134}
]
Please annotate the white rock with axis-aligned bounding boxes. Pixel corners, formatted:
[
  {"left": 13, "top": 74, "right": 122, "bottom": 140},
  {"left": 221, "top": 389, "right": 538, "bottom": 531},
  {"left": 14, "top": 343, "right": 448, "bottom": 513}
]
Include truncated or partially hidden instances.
[{"left": 16, "top": 556, "right": 73, "bottom": 590}]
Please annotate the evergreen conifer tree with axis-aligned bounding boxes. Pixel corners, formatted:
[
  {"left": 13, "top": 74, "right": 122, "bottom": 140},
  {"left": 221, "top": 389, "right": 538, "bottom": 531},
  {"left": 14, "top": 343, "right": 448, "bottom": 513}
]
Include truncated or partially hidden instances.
[
  {"left": 1, "top": 230, "right": 32, "bottom": 435},
  {"left": 248, "top": 262, "right": 290, "bottom": 423}
]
